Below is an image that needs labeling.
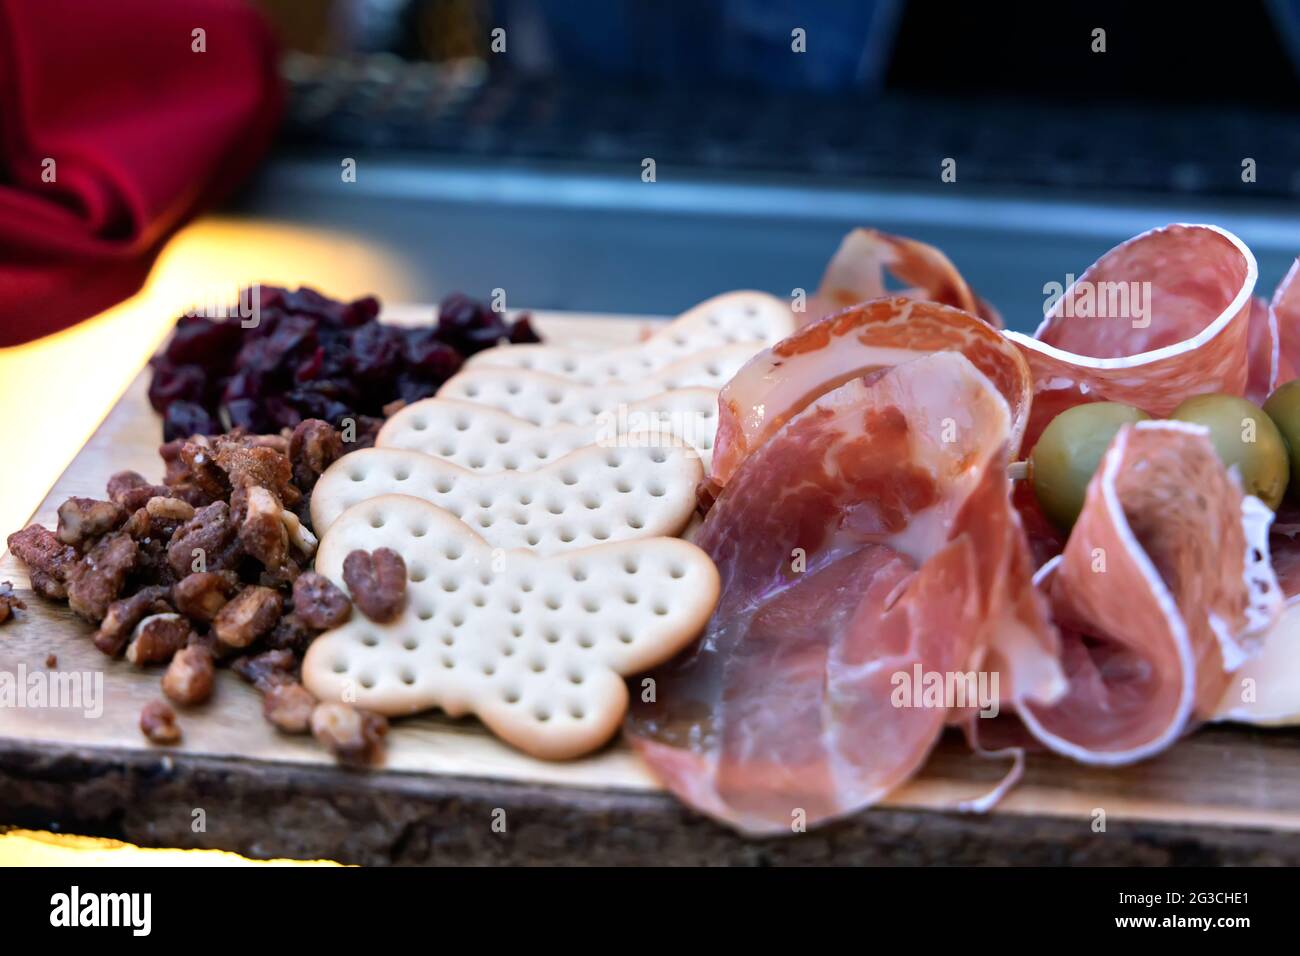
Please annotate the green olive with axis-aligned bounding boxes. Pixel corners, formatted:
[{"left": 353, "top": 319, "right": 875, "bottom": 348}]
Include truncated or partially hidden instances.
[
  {"left": 1030, "top": 402, "right": 1150, "bottom": 532},
  {"left": 1170, "top": 393, "right": 1289, "bottom": 509},
  {"left": 1263, "top": 380, "right": 1300, "bottom": 499}
]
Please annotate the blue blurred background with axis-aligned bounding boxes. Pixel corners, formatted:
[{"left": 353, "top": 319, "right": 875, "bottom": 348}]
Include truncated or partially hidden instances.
[{"left": 246, "top": 0, "right": 1300, "bottom": 330}]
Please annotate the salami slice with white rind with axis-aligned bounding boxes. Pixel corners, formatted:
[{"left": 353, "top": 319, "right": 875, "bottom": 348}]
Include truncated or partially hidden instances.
[{"left": 1007, "top": 224, "right": 1257, "bottom": 446}]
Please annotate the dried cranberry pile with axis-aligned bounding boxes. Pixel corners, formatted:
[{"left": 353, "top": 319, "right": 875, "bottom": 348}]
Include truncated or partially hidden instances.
[{"left": 149, "top": 287, "right": 540, "bottom": 441}]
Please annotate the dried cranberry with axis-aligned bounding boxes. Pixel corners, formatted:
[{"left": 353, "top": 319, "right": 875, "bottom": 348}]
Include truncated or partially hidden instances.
[
  {"left": 294, "top": 346, "right": 325, "bottom": 382},
  {"left": 220, "top": 397, "right": 266, "bottom": 433},
  {"left": 348, "top": 322, "right": 403, "bottom": 381},
  {"left": 437, "top": 292, "right": 510, "bottom": 353},
  {"left": 163, "top": 402, "right": 218, "bottom": 442},
  {"left": 147, "top": 363, "right": 209, "bottom": 413},
  {"left": 284, "top": 389, "right": 353, "bottom": 427},
  {"left": 225, "top": 365, "right": 264, "bottom": 400},
  {"left": 164, "top": 315, "right": 241, "bottom": 367},
  {"left": 508, "top": 314, "right": 541, "bottom": 344},
  {"left": 263, "top": 396, "right": 304, "bottom": 431},
  {"left": 394, "top": 375, "right": 438, "bottom": 405},
  {"left": 402, "top": 328, "right": 463, "bottom": 380}
]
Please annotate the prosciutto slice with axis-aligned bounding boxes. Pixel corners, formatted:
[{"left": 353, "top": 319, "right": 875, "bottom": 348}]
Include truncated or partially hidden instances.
[
  {"left": 626, "top": 352, "right": 1062, "bottom": 833},
  {"left": 1007, "top": 224, "right": 1258, "bottom": 447},
  {"left": 810, "top": 228, "right": 1001, "bottom": 328},
  {"left": 1021, "top": 421, "right": 1279, "bottom": 762},
  {"left": 710, "top": 298, "right": 1033, "bottom": 488}
]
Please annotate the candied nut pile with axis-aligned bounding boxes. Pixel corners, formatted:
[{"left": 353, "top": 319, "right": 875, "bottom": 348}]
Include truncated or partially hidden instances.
[
  {"left": 6, "top": 418, "right": 388, "bottom": 763},
  {"left": 0, "top": 581, "right": 25, "bottom": 625}
]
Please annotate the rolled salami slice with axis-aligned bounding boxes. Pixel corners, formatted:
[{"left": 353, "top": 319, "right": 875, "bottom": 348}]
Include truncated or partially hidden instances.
[{"left": 1007, "top": 224, "right": 1258, "bottom": 447}]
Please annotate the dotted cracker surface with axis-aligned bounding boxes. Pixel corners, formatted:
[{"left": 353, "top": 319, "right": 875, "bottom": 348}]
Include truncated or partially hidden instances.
[
  {"left": 301, "top": 495, "right": 719, "bottom": 759},
  {"left": 376, "top": 394, "right": 719, "bottom": 471},
  {"left": 439, "top": 344, "right": 756, "bottom": 428},
  {"left": 464, "top": 291, "right": 795, "bottom": 384},
  {"left": 311, "top": 442, "right": 701, "bottom": 555}
]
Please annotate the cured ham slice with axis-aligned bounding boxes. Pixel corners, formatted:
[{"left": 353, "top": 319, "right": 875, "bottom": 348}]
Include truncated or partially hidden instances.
[
  {"left": 811, "top": 228, "right": 1001, "bottom": 327},
  {"left": 626, "top": 352, "right": 1061, "bottom": 834},
  {"left": 1007, "top": 224, "right": 1258, "bottom": 446},
  {"left": 1020, "top": 422, "right": 1279, "bottom": 763},
  {"left": 709, "top": 298, "right": 1033, "bottom": 488}
]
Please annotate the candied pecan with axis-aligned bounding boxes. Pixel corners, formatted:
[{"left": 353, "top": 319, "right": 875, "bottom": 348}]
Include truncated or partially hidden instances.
[
  {"left": 66, "top": 532, "right": 139, "bottom": 622},
  {"left": 108, "top": 470, "right": 174, "bottom": 512},
  {"left": 233, "top": 648, "right": 298, "bottom": 690},
  {"left": 145, "top": 495, "right": 195, "bottom": 523},
  {"left": 177, "top": 438, "right": 229, "bottom": 500},
  {"left": 247, "top": 433, "right": 290, "bottom": 454},
  {"left": 381, "top": 398, "right": 407, "bottom": 418},
  {"left": 264, "top": 612, "right": 314, "bottom": 653},
  {"left": 162, "top": 645, "right": 214, "bottom": 705},
  {"left": 172, "top": 570, "right": 238, "bottom": 623},
  {"left": 213, "top": 437, "right": 299, "bottom": 506},
  {"left": 292, "top": 572, "right": 351, "bottom": 630},
  {"left": 125, "top": 612, "right": 191, "bottom": 666},
  {"left": 56, "top": 497, "right": 128, "bottom": 547},
  {"left": 0, "top": 582, "right": 25, "bottom": 625},
  {"left": 132, "top": 536, "right": 179, "bottom": 590},
  {"left": 311, "top": 702, "right": 388, "bottom": 766},
  {"left": 122, "top": 508, "right": 152, "bottom": 539},
  {"left": 127, "top": 495, "right": 194, "bottom": 544},
  {"left": 166, "top": 501, "right": 237, "bottom": 578},
  {"left": 289, "top": 419, "right": 343, "bottom": 492},
  {"left": 45, "top": 653, "right": 56, "bottom": 668},
  {"left": 140, "top": 700, "right": 181, "bottom": 745},
  {"left": 93, "top": 585, "right": 172, "bottom": 657},
  {"left": 258, "top": 557, "right": 302, "bottom": 591},
  {"left": 263, "top": 682, "right": 317, "bottom": 734},
  {"left": 239, "top": 485, "right": 288, "bottom": 570},
  {"left": 6, "top": 525, "right": 78, "bottom": 597},
  {"left": 28, "top": 570, "right": 67, "bottom": 601},
  {"left": 342, "top": 548, "right": 406, "bottom": 623},
  {"left": 212, "top": 585, "right": 282, "bottom": 649},
  {"left": 281, "top": 510, "right": 317, "bottom": 558}
]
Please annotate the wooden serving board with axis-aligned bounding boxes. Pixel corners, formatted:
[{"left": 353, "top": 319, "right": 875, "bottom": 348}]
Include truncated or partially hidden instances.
[{"left": 3, "top": 309, "right": 1300, "bottom": 865}]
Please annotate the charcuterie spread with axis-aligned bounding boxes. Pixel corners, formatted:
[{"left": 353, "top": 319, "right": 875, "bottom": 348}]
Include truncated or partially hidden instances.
[{"left": 8, "top": 226, "right": 1300, "bottom": 836}]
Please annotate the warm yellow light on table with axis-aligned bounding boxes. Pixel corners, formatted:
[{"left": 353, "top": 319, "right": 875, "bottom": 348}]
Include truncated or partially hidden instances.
[{"left": 0, "top": 216, "right": 419, "bottom": 865}]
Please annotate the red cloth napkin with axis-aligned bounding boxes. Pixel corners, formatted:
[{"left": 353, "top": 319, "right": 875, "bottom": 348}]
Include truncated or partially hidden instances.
[{"left": 0, "top": 0, "right": 281, "bottom": 347}]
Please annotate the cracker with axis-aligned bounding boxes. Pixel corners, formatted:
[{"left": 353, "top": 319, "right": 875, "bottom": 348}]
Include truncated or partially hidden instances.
[
  {"left": 464, "top": 291, "right": 795, "bottom": 384},
  {"left": 376, "top": 394, "right": 719, "bottom": 471},
  {"left": 301, "top": 495, "right": 720, "bottom": 759},
  {"left": 310, "top": 442, "right": 702, "bottom": 554},
  {"left": 438, "top": 343, "right": 752, "bottom": 429}
]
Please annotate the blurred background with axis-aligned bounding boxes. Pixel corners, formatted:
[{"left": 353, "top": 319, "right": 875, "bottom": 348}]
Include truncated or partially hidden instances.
[{"left": 248, "top": 0, "right": 1300, "bottom": 329}]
